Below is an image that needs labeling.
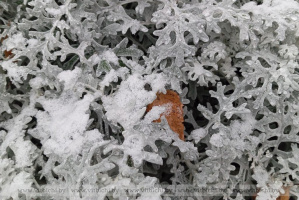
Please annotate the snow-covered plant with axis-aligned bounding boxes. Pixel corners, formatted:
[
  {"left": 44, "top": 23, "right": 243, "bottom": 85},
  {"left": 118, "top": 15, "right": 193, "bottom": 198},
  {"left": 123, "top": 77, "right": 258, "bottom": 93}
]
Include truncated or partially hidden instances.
[{"left": 1, "top": 0, "right": 299, "bottom": 199}]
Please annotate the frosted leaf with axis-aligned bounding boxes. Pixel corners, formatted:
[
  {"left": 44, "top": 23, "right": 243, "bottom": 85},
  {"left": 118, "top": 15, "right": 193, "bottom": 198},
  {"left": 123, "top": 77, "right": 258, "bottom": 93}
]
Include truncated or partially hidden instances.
[
  {"left": 278, "top": 44, "right": 298, "bottom": 59},
  {"left": 2, "top": 0, "right": 299, "bottom": 199},
  {"left": 220, "top": 57, "right": 235, "bottom": 78},
  {"left": 0, "top": 158, "right": 15, "bottom": 188},
  {"left": 134, "top": 177, "right": 164, "bottom": 200},
  {"left": 172, "top": 140, "right": 199, "bottom": 160},
  {"left": 45, "top": 7, "right": 62, "bottom": 16},
  {"left": 0, "top": 96, "right": 11, "bottom": 115},
  {"left": 288, "top": 144, "right": 299, "bottom": 165},
  {"left": 152, "top": 1, "right": 208, "bottom": 44},
  {"left": 224, "top": 103, "right": 251, "bottom": 119},
  {"left": 149, "top": 0, "right": 209, "bottom": 67},
  {"left": 202, "top": 41, "right": 227, "bottom": 62},
  {"left": 210, "top": 132, "right": 224, "bottom": 147},
  {"left": 136, "top": 0, "right": 152, "bottom": 14},
  {"left": 107, "top": 6, "right": 148, "bottom": 35},
  {"left": 0, "top": 130, "right": 5, "bottom": 145},
  {"left": 182, "top": 57, "right": 219, "bottom": 86},
  {"left": 113, "top": 38, "right": 144, "bottom": 58},
  {"left": 96, "top": 60, "right": 112, "bottom": 77},
  {"left": 189, "top": 128, "right": 207, "bottom": 143},
  {"left": 242, "top": 0, "right": 299, "bottom": 41},
  {"left": 0, "top": 1, "right": 9, "bottom": 11}
]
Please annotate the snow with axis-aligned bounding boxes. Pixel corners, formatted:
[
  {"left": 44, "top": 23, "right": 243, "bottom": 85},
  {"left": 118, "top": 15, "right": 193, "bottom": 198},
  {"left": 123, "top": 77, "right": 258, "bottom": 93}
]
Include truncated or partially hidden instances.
[
  {"left": 145, "top": 73, "right": 167, "bottom": 94},
  {"left": 57, "top": 67, "right": 82, "bottom": 90},
  {"left": 252, "top": 166, "right": 284, "bottom": 200},
  {"left": 1, "top": 171, "right": 33, "bottom": 200},
  {"left": 102, "top": 74, "right": 161, "bottom": 129},
  {"left": 100, "top": 68, "right": 130, "bottom": 88},
  {"left": 88, "top": 50, "right": 119, "bottom": 66},
  {"left": 3, "top": 33, "right": 27, "bottom": 51},
  {"left": 120, "top": 131, "right": 163, "bottom": 167},
  {"left": 1, "top": 0, "right": 298, "bottom": 199},
  {"left": 0, "top": 107, "right": 37, "bottom": 168},
  {"left": 143, "top": 106, "right": 166, "bottom": 123},
  {"left": 29, "top": 76, "right": 45, "bottom": 89},
  {"left": 26, "top": 39, "right": 39, "bottom": 48},
  {"left": 210, "top": 132, "right": 224, "bottom": 147},
  {"left": 10, "top": 138, "right": 38, "bottom": 168},
  {"left": 242, "top": 0, "right": 299, "bottom": 15},
  {"left": 1, "top": 60, "right": 30, "bottom": 85},
  {"left": 29, "top": 93, "right": 102, "bottom": 157},
  {"left": 252, "top": 166, "right": 269, "bottom": 188},
  {"left": 103, "top": 50, "right": 119, "bottom": 65}
]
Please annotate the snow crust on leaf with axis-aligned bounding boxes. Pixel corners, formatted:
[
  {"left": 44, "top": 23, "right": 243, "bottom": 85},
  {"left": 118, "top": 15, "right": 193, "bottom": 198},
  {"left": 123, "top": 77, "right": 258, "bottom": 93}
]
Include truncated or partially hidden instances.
[
  {"left": 29, "top": 94, "right": 101, "bottom": 157},
  {"left": 102, "top": 74, "right": 166, "bottom": 130}
]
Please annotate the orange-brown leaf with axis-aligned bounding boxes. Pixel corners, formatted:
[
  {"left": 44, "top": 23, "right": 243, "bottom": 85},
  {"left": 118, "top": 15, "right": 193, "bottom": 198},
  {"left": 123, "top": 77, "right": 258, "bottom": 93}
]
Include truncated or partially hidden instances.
[{"left": 146, "top": 90, "right": 184, "bottom": 140}]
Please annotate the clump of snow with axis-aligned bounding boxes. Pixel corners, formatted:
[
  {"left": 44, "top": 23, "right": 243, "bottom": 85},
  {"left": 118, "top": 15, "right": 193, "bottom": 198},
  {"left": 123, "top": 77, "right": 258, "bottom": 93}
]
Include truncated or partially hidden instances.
[
  {"left": 0, "top": 107, "right": 37, "bottom": 168},
  {"left": 143, "top": 106, "right": 166, "bottom": 124},
  {"left": 26, "top": 39, "right": 39, "bottom": 48},
  {"left": 252, "top": 166, "right": 284, "bottom": 200},
  {"left": 103, "top": 50, "right": 119, "bottom": 65},
  {"left": 102, "top": 74, "right": 165, "bottom": 129},
  {"left": 3, "top": 33, "right": 27, "bottom": 51},
  {"left": 1, "top": 60, "right": 30, "bottom": 85},
  {"left": 10, "top": 137, "right": 38, "bottom": 168},
  {"left": 100, "top": 68, "right": 130, "bottom": 88},
  {"left": 29, "top": 76, "right": 46, "bottom": 89},
  {"left": 88, "top": 50, "right": 119, "bottom": 66},
  {"left": 144, "top": 73, "right": 167, "bottom": 94},
  {"left": 57, "top": 67, "right": 82, "bottom": 90},
  {"left": 242, "top": 0, "right": 299, "bottom": 15},
  {"left": 29, "top": 93, "right": 102, "bottom": 157},
  {"left": 210, "top": 131, "right": 224, "bottom": 147},
  {"left": 1, "top": 171, "right": 33, "bottom": 200}
]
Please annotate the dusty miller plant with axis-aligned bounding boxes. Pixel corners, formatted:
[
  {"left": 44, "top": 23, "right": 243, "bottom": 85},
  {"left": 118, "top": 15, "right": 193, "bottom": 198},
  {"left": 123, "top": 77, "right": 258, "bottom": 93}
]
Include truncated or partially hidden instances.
[{"left": 1, "top": 0, "right": 299, "bottom": 199}]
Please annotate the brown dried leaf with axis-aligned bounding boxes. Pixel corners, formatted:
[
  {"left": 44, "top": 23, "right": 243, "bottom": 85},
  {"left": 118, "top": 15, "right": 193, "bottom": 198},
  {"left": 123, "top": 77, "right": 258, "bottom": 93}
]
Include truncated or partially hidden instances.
[
  {"left": 0, "top": 35, "right": 13, "bottom": 58},
  {"left": 146, "top": 90, "right": 184, "bottom": 140}
]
